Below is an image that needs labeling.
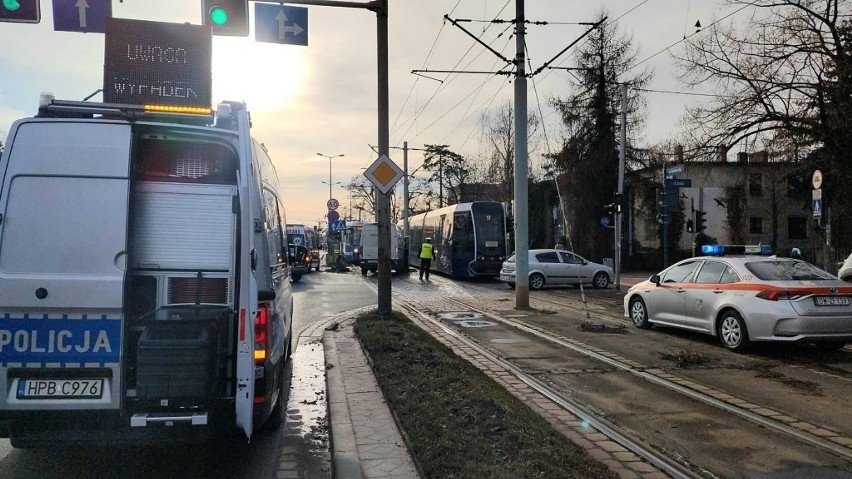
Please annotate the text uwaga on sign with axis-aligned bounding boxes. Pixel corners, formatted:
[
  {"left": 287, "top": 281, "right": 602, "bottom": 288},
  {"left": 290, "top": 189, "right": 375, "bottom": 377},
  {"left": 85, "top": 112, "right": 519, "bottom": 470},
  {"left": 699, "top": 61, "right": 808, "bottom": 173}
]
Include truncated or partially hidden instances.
[{"left": 104, "top": 18, "right": 212, "bottom": 108}]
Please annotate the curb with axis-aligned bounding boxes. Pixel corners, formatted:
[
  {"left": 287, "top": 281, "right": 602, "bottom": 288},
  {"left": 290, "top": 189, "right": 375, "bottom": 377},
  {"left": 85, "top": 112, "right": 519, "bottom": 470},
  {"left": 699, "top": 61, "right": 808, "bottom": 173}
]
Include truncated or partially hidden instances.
[{"left": 323, "top": 328, "right": 364, "bottom": 479}]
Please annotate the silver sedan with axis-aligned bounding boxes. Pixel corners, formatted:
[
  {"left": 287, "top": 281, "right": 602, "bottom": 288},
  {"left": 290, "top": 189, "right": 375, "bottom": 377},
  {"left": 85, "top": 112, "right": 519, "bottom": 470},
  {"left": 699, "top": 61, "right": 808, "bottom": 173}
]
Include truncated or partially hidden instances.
[
  {"left": 500, "top": 249, "right": 614, "bottom": 290},
  {"left": 624, "top": 254, "right": 852, "bottom": 352}
]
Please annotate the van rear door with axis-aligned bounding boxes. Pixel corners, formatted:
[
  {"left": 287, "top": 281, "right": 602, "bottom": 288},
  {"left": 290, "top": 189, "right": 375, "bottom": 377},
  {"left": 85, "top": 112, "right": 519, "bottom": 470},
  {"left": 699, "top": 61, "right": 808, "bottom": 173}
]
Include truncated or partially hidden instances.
[{"left": 0, "top": 120, "right": 131, "bottom": 411}]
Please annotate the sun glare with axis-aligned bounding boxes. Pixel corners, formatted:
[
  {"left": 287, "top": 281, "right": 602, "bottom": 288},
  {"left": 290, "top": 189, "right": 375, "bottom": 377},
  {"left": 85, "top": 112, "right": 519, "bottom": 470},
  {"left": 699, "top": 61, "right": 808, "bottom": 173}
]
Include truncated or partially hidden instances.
[{"left": 211, "top": 38, "right": 306, "bottom": 112}]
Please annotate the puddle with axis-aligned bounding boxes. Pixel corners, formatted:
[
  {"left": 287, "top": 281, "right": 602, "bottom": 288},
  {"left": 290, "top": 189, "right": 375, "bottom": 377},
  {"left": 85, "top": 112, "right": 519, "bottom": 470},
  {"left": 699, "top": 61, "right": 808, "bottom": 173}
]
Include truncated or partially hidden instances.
[{"left": 279, "top": 337, "right": 332, "bottom": 477}]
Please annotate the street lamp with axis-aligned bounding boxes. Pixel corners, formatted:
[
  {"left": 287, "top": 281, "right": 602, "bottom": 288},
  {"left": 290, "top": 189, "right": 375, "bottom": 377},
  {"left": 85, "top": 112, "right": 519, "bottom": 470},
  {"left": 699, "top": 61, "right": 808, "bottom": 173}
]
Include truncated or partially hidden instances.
[{"left": 316, "top": 152, "right": 345, "bottom": 200}]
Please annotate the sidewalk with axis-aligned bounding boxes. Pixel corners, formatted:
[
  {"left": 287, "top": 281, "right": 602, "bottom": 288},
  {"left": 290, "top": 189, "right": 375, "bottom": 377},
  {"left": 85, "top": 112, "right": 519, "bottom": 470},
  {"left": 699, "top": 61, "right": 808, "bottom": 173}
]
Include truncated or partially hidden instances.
[{"left": 323, "top": 319, "right": 419, "bottom": 479}]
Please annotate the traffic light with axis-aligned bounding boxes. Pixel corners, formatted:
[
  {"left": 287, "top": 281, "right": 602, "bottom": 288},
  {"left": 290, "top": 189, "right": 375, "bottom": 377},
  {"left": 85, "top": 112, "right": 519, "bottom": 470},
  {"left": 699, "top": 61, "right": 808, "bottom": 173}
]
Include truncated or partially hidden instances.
[
  {"left": 695, "top": 210, "right": 707, "bottom": 232},
  {"left": 686, "top": 219, "right": 694, "bottom": 233},
  {"left": 604, "top": 203, "right": 616, "bottom": 226},
  {"left": 202, "top": 0, "right": 248, "bottom": 37},
  {"left": 0, "top": 0, "right": 40, "bottom": 23}
]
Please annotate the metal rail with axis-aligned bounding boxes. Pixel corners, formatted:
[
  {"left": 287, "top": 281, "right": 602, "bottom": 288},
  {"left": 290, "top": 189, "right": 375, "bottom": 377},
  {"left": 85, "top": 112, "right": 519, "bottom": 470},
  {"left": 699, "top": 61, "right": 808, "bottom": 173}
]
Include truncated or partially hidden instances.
[{"left": 444, "top": 295, "right": 852, "bottom": 462}]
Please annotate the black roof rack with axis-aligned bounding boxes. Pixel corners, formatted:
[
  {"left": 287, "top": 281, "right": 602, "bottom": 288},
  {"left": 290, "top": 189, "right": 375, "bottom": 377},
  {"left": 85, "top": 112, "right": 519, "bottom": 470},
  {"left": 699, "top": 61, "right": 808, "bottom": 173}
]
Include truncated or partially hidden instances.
[{"left": 36, "top": 98, "right": 215, "bottom": 126}]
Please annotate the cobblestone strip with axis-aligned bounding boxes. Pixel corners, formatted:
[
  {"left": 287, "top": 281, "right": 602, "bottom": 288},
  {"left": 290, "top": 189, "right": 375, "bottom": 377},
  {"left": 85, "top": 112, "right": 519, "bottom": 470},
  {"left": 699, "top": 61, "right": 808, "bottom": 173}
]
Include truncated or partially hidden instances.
[{"left": 397, "top": 299, "right": 670, "bottom": 479}]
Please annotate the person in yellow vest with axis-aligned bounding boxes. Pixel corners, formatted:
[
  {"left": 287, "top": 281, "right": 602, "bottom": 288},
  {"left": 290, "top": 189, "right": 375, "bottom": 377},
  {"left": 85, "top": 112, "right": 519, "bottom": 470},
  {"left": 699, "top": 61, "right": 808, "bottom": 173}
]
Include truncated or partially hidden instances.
[{"left": 419, "top": 237, "right": 435, "bottom": 281}]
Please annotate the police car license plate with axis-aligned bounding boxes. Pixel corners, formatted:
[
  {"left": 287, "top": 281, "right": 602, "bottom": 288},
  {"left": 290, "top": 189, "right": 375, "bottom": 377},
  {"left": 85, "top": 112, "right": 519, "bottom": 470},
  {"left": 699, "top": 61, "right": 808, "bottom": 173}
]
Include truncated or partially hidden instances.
[
  {"left": 485, "top": 241, "right": 498, "bottom": 247},
  {"left": 814, "top": 296, "right": 850, "bottom": 306},
  {"left": 16, "top": 379, "right": 104, "bottom": 399}
]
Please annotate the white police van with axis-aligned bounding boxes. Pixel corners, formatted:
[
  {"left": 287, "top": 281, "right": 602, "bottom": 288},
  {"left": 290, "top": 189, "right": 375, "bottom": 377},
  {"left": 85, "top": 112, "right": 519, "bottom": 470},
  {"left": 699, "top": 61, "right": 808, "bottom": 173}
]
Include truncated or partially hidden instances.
[{"left": 0, "top": 94, "right": 294, "bottom": 447}]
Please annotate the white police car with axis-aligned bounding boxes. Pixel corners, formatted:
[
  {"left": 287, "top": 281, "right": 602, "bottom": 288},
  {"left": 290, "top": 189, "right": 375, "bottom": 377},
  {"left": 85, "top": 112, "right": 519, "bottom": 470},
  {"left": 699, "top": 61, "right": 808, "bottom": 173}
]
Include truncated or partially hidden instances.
[{"left": 624, "top": 245, "right": 852, "bottom": 352}]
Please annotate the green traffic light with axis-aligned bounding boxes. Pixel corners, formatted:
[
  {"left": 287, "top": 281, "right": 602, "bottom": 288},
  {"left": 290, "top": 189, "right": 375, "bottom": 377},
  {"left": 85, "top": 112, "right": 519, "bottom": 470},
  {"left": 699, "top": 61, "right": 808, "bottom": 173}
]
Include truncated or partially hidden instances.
[
  {"left": 2, "top": 0, "right": 21, "bottom": 12},
  {"left": 209, "top": 6, "right": 229, "bottom": 25}
]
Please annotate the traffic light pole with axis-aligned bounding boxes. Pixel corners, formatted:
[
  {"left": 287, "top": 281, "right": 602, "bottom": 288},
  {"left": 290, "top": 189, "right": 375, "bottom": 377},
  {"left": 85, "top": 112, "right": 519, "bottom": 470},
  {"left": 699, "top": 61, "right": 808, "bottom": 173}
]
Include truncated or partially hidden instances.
[
  {"left": 616, "top": 84, "right": 626, "bottom": 291},
  {"left": 691, "top": 197, "right": 696, "bottom": 257},
  {"left": 273, "top": 0, "right": 392, "bottom": 316}
]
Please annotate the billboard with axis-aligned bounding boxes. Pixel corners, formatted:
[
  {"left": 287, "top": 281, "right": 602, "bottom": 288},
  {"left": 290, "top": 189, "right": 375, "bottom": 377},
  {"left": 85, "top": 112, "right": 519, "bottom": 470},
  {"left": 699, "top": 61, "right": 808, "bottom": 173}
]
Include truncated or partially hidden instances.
[{"left": 103, "top": 18, "right": 211, "bottom": 109}]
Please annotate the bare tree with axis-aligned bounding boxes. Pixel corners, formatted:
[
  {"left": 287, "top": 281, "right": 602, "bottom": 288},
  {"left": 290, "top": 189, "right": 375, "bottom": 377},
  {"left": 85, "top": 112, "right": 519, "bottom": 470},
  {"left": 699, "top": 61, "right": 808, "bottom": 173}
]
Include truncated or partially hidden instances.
[
  {"left": 421, "top": 144, "right": 474, "bottom": 207},
  {"left": 676, "top": 0, "right": 852, "bottom": 246},
  {"left": 479, "top": 100, "right": 540, "bottom": 202}
]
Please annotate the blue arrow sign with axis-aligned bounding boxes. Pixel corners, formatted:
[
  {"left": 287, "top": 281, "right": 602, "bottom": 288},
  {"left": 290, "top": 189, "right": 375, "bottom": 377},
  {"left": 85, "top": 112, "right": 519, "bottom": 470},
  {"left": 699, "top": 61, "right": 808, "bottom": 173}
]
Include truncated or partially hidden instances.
[
  {"left": 255, "top": 3, "right": 308, "bottom": 46},
  {"left": 52, "top": 0, "right": 111, "bottom": 33},
  {"left": 813, "top": 198, "right": 822, "bottom": 219}
]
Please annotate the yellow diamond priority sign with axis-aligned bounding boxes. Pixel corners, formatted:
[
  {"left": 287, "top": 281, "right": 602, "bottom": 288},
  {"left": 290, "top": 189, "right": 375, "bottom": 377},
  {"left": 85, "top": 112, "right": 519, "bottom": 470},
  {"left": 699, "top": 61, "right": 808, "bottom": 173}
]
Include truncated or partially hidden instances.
[{"left": 364, "top": 154, "right": 404, "bottom": 195}]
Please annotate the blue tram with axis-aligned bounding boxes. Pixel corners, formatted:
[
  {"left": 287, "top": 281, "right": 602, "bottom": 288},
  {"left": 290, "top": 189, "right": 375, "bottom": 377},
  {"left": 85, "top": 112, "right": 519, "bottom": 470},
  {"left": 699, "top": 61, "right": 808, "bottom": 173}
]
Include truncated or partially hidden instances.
[
  {"left": 341, "top": 220, "right": 366, "bottom": 264},
  {"left": 404, "top": 201, "right": 507, "bottom": 278}
]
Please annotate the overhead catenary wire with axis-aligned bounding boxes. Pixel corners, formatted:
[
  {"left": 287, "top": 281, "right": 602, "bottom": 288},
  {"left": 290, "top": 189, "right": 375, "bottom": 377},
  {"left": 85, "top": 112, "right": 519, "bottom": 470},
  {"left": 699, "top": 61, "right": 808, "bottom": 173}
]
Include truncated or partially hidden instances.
[
  {"left": 392, "top": 0, "right": 513, "bottom": 145},
  {"left": 391, "top": 0, "right": 512, "bottom": 141}
]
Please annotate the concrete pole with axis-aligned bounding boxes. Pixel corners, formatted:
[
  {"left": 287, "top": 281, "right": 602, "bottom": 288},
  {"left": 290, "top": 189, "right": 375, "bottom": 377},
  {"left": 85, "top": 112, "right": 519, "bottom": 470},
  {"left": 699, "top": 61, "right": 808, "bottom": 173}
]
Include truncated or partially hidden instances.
[
  {"left": 513, "top": 0, "right": 529, "bottom": 308},
  {"left": 376, "top": 0, "right": 392, "bottom": 316}
]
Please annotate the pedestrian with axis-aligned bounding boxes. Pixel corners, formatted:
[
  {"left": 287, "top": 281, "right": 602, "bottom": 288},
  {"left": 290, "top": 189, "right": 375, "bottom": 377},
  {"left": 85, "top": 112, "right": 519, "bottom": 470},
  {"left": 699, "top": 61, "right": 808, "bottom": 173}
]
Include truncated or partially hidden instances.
[
  {"left": 419, "top": 237, "right": 434, "bottom": 281},
  {"left": 790, "top": 247, "right": 804, "bottom": 260}
]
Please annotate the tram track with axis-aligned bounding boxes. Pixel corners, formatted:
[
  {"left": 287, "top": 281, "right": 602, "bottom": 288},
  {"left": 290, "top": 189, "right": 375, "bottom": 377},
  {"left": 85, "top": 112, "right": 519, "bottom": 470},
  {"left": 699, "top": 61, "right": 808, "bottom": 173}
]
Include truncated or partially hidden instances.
[
  {"left": 396, "top": 291, "right": 852, "bottom": 476},
  {"left": 395, "top": 299, "right": 704, "bottom": 479},
  {"left": 463, "top": 296, "right": 852, "bottom": 455},
  {"left": 531, "top": 288, "right": 852, "bottom": 382}
]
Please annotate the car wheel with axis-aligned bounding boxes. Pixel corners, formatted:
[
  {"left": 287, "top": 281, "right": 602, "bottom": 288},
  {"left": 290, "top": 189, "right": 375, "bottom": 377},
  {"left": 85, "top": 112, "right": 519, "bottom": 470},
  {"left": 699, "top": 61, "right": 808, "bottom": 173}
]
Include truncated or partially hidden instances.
[
  {"left": 292, "top": 273, "right": 302, "bottom": 283},
  {"left": 629, "top": 297, "right": 651, "bottom": 329},
  {"left": 361, "top": 268, "right": 367, "bottom": 276},
  {"left": 507, "top": 282, "right": 516, "bottom": 289},
  {"left": 592, "top": 272, "right": 609, "bottom": 289},
  {"left": 263, "top": 366, "right": 285, "bottom": 432},
  {"left": 718, "top": 310, "right": 750, "bottom": 352},
  {"left": 529, "top": 273, "right": 545, "bottom": 290}
]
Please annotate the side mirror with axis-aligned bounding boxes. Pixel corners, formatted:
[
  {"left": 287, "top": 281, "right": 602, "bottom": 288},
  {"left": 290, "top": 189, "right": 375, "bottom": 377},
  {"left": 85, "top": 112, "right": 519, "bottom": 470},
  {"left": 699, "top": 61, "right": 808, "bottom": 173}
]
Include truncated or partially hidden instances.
[
  {"left": 650, "top": 274, "right": 661, "bottom": 286},
  {"left": 258, "top": 289, "right": 276, "bottom": 301}
]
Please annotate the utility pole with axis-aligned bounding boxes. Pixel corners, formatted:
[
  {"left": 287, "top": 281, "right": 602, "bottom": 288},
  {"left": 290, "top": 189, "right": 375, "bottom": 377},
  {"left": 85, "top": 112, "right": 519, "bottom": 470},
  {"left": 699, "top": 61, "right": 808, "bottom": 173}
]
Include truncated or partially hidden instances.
[
  {"left": 513, "top": 0, "right": 529, "bottom": 308},
  {"left": 409, "top": 1, "right": 603, "bottom": 309},
  {"left": 402, "top": 141, "right": 410, "bottom": 271},
  {"left": 616, "top": 83, "right": 626, "bottom": 291}
]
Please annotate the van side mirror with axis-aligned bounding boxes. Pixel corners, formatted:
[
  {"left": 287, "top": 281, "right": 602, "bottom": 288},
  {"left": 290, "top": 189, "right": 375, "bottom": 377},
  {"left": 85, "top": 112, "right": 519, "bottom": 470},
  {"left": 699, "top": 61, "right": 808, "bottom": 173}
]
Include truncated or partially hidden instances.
[
  {"left": 650, "top": 274, "right": 661, "bottom": 286},
  {"left": 258, "top": 289, "right": 276, "bottom": 301}
]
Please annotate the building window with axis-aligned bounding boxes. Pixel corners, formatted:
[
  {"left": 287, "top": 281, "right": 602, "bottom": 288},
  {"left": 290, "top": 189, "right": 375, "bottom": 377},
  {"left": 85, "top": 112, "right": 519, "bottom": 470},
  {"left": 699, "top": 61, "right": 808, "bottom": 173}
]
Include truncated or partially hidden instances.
[
  {"left": 788, "top": 216, "right": 807, "bottom": 240},
  {"left": 749, "top": 173, "right": 763, "bottom": 196},
  {"left": 749, "top": 216, "right": 763, "bottom": 235}
]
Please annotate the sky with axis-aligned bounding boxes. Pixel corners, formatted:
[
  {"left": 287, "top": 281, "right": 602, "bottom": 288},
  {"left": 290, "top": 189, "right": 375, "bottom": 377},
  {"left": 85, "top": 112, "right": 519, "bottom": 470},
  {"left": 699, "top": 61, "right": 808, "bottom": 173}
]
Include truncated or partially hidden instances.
[{"left": 0, "top": 0, "right": 734, "bottom": 227}]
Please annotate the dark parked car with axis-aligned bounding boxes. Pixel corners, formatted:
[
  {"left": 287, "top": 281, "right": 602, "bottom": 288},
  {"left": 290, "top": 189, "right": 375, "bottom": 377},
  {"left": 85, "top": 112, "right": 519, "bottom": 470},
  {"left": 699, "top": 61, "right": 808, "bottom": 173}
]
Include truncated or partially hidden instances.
[{"left": 289, "top": 244, "right": 310, "bottom": 282}]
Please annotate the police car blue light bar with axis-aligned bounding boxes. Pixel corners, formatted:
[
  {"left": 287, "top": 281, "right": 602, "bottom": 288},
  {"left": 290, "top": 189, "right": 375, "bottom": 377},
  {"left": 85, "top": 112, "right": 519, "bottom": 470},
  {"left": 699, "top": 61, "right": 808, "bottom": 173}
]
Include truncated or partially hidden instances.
[{"left": 701, "top": 244, "right": 772, "bottom": 256}]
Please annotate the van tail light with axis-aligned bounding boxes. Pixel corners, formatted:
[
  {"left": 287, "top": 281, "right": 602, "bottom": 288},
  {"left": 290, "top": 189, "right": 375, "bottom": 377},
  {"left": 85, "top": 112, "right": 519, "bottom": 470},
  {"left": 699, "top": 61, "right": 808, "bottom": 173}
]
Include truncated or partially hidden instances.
[
  {"left": 254, "top": 304, "right": 271, "bottom": 363},
  {"left": 756, "top": 290, "right": 804, "bottom": 301}
]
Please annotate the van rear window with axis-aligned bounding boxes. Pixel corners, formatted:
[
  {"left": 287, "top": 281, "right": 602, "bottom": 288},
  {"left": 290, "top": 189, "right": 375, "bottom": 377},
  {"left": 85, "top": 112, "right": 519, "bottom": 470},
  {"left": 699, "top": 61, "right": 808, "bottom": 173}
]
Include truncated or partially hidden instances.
[{"left": 135, "top": 136, "right": 237, "bottom": 184}]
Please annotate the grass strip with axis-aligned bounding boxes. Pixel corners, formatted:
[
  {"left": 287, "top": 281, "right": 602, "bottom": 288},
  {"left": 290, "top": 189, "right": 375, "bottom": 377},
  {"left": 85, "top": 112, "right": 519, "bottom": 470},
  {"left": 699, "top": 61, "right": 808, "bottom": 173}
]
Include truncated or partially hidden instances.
[{"left": 354, "top": 310, "right": 618, "bottom": 479}]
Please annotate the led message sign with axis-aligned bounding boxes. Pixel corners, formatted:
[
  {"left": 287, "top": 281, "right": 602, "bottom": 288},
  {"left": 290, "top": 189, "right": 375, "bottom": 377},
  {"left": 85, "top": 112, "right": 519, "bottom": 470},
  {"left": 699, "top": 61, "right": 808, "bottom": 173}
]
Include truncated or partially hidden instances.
[{"left": 104, "top": 18, "right": 211, "bottom": 108}]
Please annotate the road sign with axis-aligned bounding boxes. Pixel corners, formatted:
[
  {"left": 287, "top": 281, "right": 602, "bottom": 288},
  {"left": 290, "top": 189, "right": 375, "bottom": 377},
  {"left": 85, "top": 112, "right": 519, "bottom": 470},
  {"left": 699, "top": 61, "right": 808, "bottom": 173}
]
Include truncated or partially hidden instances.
[
  {"left": 255, "top": 3, "right": 308, "bottom": 46},
  {"left": 327, "top": 209, "right": 340, "bottom": 223},
  {"left": 812, "top": 169, "right": 823, "bottom": 189},
  {"left": 327, "top": 198, "right": 339, "bottom": 210},
  {"left": 600, "top": 216, "right": 610, "bottom": 227},
  {"left": 53, "top": 0, "right": 111, "bottom": 33},
  {"left": 813, "top": 197, "right": 822, "bottom": 219},
  {"left": 665, "top": 164, "right": 684, "bottom": 175},
  {"left": 364, "top": 154, "right": 404, "bottom": 195},
  {"left": 664, "top": 178, "right": 692, "bottom": 188}
]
